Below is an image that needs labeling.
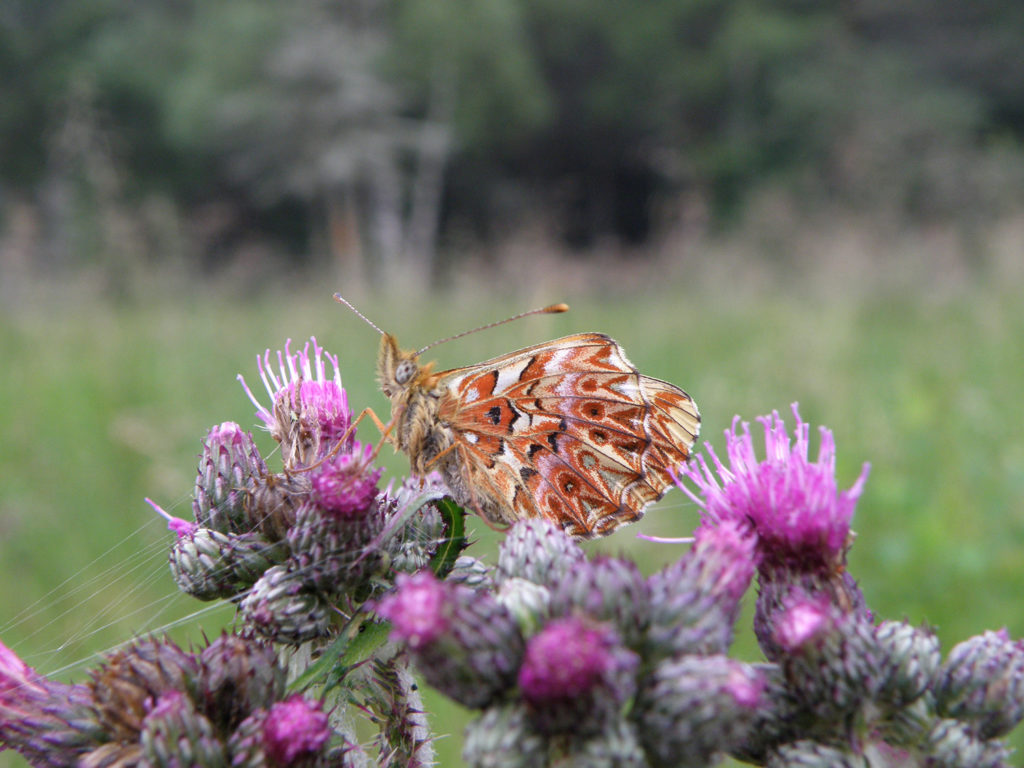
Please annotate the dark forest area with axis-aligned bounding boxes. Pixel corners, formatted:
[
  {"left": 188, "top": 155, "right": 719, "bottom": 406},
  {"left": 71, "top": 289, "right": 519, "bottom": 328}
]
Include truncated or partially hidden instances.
[{"left": 2, "top": 0, "right": 1024, "bottom": 291}]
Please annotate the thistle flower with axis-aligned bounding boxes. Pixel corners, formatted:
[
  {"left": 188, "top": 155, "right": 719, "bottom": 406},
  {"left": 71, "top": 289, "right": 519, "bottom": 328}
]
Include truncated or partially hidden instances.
[
  {"left": 238, "top": 337, "right": 352, "bottom": 467},
  {"left": 676, "top": 403, "right": 869, "bottom": 575},
  {"left": 517, "top": 617, "right": 638, "bottom": 736},
  {"left": 376, "top": 571, "right": 524, "bottom": 708},
  {"left": 260, "top": 696, "right": 332, "bottom": 764}
]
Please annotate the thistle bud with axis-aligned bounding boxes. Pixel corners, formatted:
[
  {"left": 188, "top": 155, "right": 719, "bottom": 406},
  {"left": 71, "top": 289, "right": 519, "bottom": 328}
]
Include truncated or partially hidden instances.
[
  {"left": 771, "top": 594, "right": 882, "bottom": 721},
  {"left": 193, "top": 422, "right": 267, "bottom": 533},
  {"left": 646, "top": 520, "right": 755, "bottom": 658},
  {"left": 925, "top": 718, "right": 1011, "bottom": 768},
  {"left": 170, "top": 528, "right": 286, "bottom": 600},
  {"left": 198, "top": 634, "right": 285, "bottom": 732},
  {"left": 239, "top": 565, "right": 333, "bottom": 643},
  {"left": 874, "top": 620, "right": 941, "bottom": 707},
  {"left": 496, "top": 577, "right": 551, "bottom": 637},
  {"left": 447, "top": 556, "right": 495, "bottom": 590},
  {"left": 462, "top": 703, "right": 546, "bottom": 768},
  {"left": 562, "top": 718, "right": 646, "bottom": 768},
  {"left": 0, "top": 641, "right": 105, "bottom": 765},
  {"left": 140, "top": 690, "right": 226, "bottom": 768},
  {"left": 286, "top": 500, "right": 386, "bottom": 594},
  {"left": 497, "top": 518, "right": 586, "bottom": 587},
  {"left": 548, "top": 556, "right": 649, "bottom": 651},
  {"left": 765, "top": 740, "right": 870, "bottom": 767},
  {"left": 934, "top": 629, "right": 1024, "bottom": 739},
  {"left": 634, "top": 654, "right": 764, "bottom": 768},
  {"left": 377, "top": 571, "right": 524, "bottom": 709},
  {"left": 89, "top": 637, "right": 199, "bottom": 740}
]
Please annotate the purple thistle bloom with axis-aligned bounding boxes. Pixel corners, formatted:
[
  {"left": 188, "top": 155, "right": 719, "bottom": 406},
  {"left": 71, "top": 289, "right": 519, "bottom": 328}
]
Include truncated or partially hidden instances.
[
  {"left": 310, "top": 440, "right": 383, "bottom": 518},
  {"left": 262, "top": 696, "right": 331, "bottom": 764},
  {"left": 377, "top": 571, "right": 452, "bottom": 649},
  {"left": 517, "top": 617, "right": 638, "bottom": 736},
  {"left": 238, "top": 337, "right": 352, "bottom": 466},
  {"left": 676, "top": 403, "right": 870, "bottom": 570},
  {"left": 518, "top": 618, "right": 621, "bottom": 704}
]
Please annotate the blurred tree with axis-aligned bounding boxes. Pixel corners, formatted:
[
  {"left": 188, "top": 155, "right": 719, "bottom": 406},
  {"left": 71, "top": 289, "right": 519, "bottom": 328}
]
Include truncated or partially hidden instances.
[{"left": 3, "top": 0, "right": 1024, "bottom": 282}]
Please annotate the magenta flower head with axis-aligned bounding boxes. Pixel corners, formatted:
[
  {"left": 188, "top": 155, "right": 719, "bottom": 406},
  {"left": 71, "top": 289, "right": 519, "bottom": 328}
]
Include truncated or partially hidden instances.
[
  {"left": 238, "top": 337, "right": 352, "bottom": 467},
  {"left": 310, "top": 440, "right": 383, "bottom": 518},
  {"left": 262, "top": 696, "right": 331, "bottom": 764},
  {"left": 517, "top": 617, "right": 637, "bottom": 736},
  {"left": 377, "top": 571, "right": 452, "bottom": 649},
  {"left": 677, "top": 403, "right": 870, "bottom": 574}
]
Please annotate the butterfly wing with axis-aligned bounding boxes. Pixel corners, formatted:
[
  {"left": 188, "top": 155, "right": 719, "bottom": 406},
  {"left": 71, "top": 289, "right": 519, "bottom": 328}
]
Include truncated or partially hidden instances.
[{"left": 435, "top": 333, "right": 700, "bottom": 537}]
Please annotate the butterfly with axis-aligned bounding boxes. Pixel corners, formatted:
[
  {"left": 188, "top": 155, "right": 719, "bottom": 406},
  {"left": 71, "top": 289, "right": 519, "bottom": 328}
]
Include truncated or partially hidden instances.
[{"left": 338, "top": 297, "right": 700, "bottom": 538}]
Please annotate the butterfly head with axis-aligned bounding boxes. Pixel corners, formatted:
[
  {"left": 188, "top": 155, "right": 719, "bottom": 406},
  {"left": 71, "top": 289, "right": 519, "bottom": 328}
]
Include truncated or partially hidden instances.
[{"left": 377, "top": 334, "right": 438, "bottom": 400}]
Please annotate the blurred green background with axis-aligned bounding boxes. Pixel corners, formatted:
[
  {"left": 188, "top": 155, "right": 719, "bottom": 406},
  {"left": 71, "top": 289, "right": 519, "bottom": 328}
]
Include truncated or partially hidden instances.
[{"left": 2, "top": 1, "right": 1024, "bottom": 766}]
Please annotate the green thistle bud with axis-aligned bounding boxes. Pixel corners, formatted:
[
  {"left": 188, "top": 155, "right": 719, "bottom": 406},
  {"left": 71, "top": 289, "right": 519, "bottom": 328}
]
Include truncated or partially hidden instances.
[
  {"left": 874, "top": 620, "right": 941, "bottom": 707},
  {"left": 934, "top": 629, "right": 1024, "bottom": 739},
  {"left": 239, "top": 565, "right": 333, "bottom": 643},
  {"left": 385, "top": 497, "right": 447, "bottom": 574},
  {"left": 925, "top": 718, "right": 1011, "bottom": 768},
  {"left": 497, "top": 519, "right": 586, "bottom": 587},
  {"left": 198, "top": 634, "right": 285, "bottom": 734},
  {"left": 88, "top": 637, "right": 199, "bottom": 741},
  {"left": 562, "top": 718, "right": 646, "bottom": 768},
  {"left": 548, "top": 555, "right": 649, "bottom": 651},
  {"left": 140, "top": 690, "right": 226, "bottom": 768},
  {"left": 765, "top": 740, "right": 869, "bottom": 767},
  {"left": 250, "top": 472, "right": 311, "bottom": 541},
  {"left": 447, "top": 556, "right": 495, "bottom": 590},
  {"left": 462, "top": 703, "right": 547, "bottom": 768},
  {"left": 286, "top": 500, "right": 386, "bottom": 595},
  {"left": 80, "top": 742, "right": 145, "bottom": 767},
  {"left": 634, "top": 654, "right": 763, "bottom": 768},
  {"left": 647, "top": 521, "right": 755, "bottom": 659},
  {"left": 730, "top": 663, "right": 801, "bottom": 765},
  {"left": 496, "top": 577, "right": 551, "bottom": 637},
  {"left": 170, "top": 528, "right": 286, "bottom": 600},
  {"left": 772, "top": 594, "right": 882, "bottom": 721},
  {"left": 193, "top": 422, "right": 267, "bottom": 534}
]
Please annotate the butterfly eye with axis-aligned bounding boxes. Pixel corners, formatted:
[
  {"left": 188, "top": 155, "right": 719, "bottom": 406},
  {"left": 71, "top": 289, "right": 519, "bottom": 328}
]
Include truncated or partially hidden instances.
[{"left": 394, "top": 359, "right": 417, "bottom": 385}]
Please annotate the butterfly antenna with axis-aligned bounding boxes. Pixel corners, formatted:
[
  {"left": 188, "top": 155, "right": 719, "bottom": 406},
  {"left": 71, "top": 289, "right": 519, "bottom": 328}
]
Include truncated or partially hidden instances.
[
  {"left": 417, "top": 303, "right": 569, "bottom": 355},
  {"left": 334, "top": 293, "right": 386, "bottom": 336}
]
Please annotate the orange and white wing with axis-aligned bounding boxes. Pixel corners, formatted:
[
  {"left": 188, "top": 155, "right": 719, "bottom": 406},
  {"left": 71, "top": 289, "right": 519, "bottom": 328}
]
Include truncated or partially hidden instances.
[{"left": 436, "top": 333, "right": 700, "bottom": 537}]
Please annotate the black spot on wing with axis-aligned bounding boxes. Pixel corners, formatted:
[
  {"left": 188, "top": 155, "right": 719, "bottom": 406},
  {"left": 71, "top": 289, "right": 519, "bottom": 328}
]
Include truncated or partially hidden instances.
[{"left": 486, "top": 405, "right": 502, "bottom": 425}]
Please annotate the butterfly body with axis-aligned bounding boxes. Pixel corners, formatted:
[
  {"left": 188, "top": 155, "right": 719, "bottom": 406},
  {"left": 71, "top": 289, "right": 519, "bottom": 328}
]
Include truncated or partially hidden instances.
[{"left": 376, "top": 330, "right": 700, "bottom": 538}]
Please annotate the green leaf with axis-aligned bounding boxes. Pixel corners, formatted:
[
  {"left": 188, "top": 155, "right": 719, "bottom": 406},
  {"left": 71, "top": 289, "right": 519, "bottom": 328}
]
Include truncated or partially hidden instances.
[
  {"left": 430, "top": 497, "right": 468, "bottom": 579},
  {"left": 288, "top": 613, "right": 393, "bottom": 692}
]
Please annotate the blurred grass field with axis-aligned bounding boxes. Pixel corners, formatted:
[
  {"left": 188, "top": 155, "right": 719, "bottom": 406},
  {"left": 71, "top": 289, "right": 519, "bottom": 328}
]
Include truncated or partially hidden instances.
[{"left": 1, "top": 269, "right": 1023, "bottom": 765}]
